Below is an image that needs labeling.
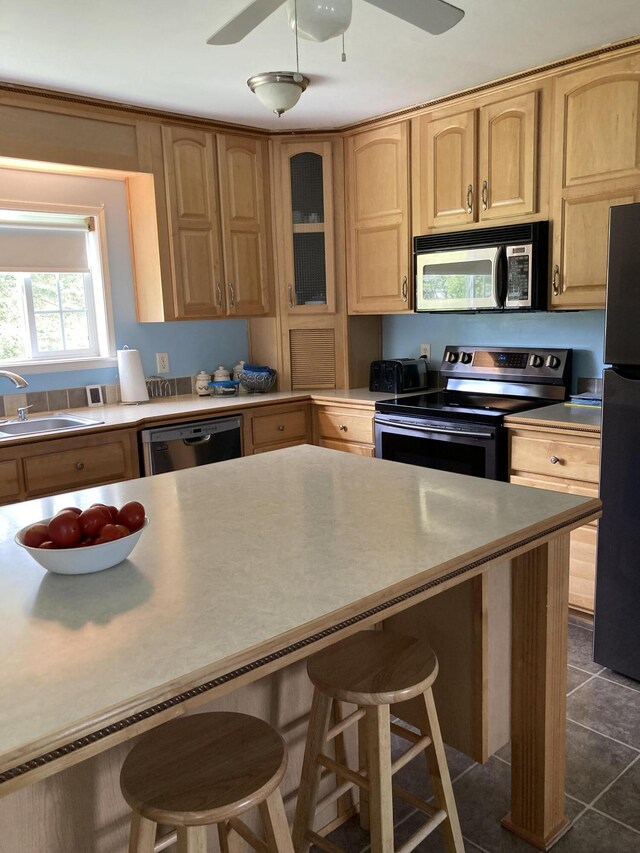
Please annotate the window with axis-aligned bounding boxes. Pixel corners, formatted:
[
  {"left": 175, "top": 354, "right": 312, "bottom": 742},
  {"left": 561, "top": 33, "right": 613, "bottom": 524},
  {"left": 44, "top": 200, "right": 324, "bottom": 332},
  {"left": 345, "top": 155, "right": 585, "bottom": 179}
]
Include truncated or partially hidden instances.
[{"left": 0, "top": 205, "right": 115, "bottom": 370}]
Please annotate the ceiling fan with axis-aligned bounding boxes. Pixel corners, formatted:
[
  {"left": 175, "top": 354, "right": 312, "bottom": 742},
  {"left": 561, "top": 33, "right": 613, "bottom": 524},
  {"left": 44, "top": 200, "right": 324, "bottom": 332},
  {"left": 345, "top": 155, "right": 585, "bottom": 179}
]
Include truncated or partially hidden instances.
[{"left": 207, "top": 0, "right": 465, "bottom": 46}]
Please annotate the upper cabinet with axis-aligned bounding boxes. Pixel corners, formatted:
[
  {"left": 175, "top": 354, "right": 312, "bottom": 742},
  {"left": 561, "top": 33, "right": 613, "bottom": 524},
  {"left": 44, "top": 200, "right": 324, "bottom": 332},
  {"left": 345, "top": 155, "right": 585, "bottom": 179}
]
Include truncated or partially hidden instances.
[
  {"left": 549, "top": 53, "right": 640, "bottom": 309},
  {"left": 216, "top": 134, "right": 272, "bottom": 316},
  {"left": 345, "top": 122, "right": 411, "bottom": 313},
  {"left": 414, "top": 89, "right": 539, "bottom": 232},
  {"left": 274, "top": 140, "right": 336, "bottom": 314},
  {"left": 132, "top": 124, "right": 272, "bottom": 321}
]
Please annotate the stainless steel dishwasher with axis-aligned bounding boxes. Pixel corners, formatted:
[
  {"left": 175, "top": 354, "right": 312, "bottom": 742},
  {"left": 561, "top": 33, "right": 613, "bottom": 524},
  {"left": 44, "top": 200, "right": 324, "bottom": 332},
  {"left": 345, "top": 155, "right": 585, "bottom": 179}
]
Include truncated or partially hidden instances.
[{"left": 140, "top": 416, "right": 242, "bottom": 475}]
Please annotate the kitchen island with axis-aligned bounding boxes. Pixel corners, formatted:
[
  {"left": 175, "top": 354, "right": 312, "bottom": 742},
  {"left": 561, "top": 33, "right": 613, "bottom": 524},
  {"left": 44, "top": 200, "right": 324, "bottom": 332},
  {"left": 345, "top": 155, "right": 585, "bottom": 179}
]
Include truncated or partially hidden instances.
[{"left": 0, "top": 446, "right": 600, "bottom": 851}]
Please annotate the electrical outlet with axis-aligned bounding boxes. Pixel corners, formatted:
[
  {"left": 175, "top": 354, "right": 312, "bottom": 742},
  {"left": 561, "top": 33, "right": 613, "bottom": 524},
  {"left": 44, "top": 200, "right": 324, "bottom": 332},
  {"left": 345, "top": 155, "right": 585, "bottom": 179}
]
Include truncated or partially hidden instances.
[
  {"left": 156, "top": 352, "right": 170, "bottom": 374},
  {"left": 419, "top": 343, "right": 431, "bottom": 362}
]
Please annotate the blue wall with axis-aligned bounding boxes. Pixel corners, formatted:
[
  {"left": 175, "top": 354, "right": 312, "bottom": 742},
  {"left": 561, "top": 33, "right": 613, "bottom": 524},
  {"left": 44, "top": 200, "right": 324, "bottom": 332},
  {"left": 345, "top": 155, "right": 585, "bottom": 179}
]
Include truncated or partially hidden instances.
[
  {"left": 383, "top": 310, "right": 605, "bottom": 392},
  {"left": 0, "top": 169, "right": 249, "bottom": 395}
]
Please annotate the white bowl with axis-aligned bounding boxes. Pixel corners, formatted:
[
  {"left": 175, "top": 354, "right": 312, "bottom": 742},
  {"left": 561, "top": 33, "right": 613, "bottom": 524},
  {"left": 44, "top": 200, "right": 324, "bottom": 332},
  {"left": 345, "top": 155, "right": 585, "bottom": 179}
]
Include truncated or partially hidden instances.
[{"left": 15, "top": 517, "right": 149, "bottom": 575}]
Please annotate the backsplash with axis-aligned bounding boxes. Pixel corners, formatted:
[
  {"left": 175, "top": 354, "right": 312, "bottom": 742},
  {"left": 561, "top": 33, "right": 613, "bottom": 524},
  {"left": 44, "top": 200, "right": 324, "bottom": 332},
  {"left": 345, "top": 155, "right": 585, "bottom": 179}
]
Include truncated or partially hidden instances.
[{"left": 0, "top": 376, "right": 196, "bottom": 419}]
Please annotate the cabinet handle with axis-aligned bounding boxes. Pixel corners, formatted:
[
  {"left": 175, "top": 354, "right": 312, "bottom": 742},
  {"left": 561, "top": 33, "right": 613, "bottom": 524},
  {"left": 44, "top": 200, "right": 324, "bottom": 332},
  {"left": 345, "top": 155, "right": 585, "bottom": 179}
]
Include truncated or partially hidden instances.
[
  {"left": 75, "top": 461, "right": 85, "bottom": 470},
  {"left": 481, "top": 180, "right": 488, "bottom": 211},
  {"left": 227, "top": 282, "right": 236, "bottom": 309},
  {"left": 549, "top": 456, "right": 560, "bottom": 464},
  {"left": 401, "top": 276, "right": 408, "bottom": 302},
  {"left": 288, "top": 284, "right": 294, "bottom": 309},
  {"left": 278, "top": 424, "right": 285, "bottom": 431},
  {"left": 338, "top": 424, "right": 347, "bottom": 431},
  {"left": 216, "top": 282, "right": 223, "bottom": 308},
  {"left": 466, "top": 184, "right": 473, "bottom": 214},
  {"left": 552, "top": 265, "right": 560, "bottom": 297}
]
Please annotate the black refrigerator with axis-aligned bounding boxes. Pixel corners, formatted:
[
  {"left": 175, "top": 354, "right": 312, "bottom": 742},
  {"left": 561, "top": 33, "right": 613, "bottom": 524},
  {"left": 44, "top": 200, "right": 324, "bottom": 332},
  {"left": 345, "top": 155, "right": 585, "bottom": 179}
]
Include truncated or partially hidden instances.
[{"left": 593, "top": 201, "right": 640, "bottom": 681}]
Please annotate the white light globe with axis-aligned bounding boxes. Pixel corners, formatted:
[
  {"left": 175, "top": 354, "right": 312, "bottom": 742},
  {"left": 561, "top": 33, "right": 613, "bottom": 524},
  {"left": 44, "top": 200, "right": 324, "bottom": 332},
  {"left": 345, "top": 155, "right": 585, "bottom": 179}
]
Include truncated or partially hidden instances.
[{"left": 286, "top": 0, "right": 352, "bottom": 42}]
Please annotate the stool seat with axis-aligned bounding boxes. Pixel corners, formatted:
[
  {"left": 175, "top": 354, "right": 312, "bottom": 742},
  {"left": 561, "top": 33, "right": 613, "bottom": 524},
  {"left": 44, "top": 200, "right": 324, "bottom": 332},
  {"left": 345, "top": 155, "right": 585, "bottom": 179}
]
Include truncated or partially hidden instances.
[
  {"left": 120, "top": 712, "right": 287, "bottom": 827},
  {"left": 307, "top": 630, "right": 438, "bottom": 706}
]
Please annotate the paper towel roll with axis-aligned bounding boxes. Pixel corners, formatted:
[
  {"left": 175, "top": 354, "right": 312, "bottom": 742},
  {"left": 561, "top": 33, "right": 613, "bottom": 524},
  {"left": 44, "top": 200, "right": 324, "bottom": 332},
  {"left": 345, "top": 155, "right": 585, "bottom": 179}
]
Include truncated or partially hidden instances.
[{"left": 117, "top": 348, "right": 149, "bottom": 404}]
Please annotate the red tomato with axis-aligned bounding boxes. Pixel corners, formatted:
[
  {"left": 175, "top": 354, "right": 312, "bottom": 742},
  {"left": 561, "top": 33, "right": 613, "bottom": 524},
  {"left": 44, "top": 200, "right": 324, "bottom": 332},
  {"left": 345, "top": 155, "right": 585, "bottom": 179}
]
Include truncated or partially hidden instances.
[
  {"left": 100, "top": 524, "right": 127, "bottom": 542},
  {"left": 58, "top": 506, "right": 82, "bottom": 515},
  {"left": 108, "top": 505, "right": 119, "bottom": 521},
  {"left": 47, "top": 511, "right": 82, "bottom": 548},
  {"left": 116, "top": 501, "right": 145, "bottom": 532},
  {"left": 93, "top": 537, "right": 108, "bottom": 545},
  {"left": 23, "top": 523, "right": 50, "bottom": 548},
  {"left": 79, "top": 506, "right": 111, "bottom": 539},
  {"left": 38, "top": 541, "right": 57, "bottom": 549}
]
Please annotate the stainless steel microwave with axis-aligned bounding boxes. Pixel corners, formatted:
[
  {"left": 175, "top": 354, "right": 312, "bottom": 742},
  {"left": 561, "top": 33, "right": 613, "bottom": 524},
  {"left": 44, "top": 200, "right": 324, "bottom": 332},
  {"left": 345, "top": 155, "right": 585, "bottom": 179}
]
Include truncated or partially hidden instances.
[{"left": 414, "top": 222, "right": 548, "bottom": 313}]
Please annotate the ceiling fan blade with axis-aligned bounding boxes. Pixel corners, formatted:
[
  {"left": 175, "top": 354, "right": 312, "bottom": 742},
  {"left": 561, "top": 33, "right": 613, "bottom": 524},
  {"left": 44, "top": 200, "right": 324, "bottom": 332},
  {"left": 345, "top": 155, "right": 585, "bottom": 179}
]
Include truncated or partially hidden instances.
[
  {"left": 207, "top": 0, "right": 286, "bottom": 44},
  {"left": 363, "top": 0, "right": 464, "bottom": 35}
]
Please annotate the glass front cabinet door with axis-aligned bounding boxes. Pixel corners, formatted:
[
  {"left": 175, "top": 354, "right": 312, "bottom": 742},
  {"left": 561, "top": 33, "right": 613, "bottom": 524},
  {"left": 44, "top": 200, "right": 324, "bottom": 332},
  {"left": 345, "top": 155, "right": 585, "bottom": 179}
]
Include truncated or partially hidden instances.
[{"left": 278, "top": 141, "right": 336, "bottom": 313}]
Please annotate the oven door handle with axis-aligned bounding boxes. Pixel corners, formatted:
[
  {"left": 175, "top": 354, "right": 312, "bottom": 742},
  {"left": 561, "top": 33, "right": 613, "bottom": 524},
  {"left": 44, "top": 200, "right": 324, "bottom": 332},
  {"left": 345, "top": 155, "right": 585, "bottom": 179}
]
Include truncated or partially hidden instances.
[{"left": 375, "top": 417, "right": 491, "bottom": 439}]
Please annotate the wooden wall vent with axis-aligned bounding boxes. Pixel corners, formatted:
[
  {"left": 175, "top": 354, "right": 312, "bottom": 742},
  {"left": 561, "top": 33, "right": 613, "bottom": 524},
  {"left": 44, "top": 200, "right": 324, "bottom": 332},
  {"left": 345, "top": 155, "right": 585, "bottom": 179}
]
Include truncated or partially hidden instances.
[{"left": 289, "top": 328, "right": 336, "bottom": 389}]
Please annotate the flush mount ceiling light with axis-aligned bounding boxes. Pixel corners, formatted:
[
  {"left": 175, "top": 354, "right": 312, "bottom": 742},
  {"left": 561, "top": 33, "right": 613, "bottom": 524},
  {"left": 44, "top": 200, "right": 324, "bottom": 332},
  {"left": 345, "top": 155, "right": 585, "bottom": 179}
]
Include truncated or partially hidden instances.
[
  {"left": 247, "top": 71, "right": 309, "bottom": 117},
  {"left": 286, "top": 0, "right": 352, "bottom": 42}
]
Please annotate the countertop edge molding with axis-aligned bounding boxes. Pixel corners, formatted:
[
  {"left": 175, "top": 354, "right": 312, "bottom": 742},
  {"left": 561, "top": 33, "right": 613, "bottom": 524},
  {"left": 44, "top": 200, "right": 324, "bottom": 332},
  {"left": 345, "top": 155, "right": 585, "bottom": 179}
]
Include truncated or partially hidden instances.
[{"left": 0, "top": 501, "right": 600, "bottom": 790}]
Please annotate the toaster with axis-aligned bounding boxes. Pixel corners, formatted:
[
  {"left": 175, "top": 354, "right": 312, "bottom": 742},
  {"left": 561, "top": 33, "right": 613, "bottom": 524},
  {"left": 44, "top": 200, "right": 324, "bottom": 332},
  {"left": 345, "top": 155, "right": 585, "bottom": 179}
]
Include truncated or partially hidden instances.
[{"left": 369, "top": 358, "right": 429, "bottom": 394}]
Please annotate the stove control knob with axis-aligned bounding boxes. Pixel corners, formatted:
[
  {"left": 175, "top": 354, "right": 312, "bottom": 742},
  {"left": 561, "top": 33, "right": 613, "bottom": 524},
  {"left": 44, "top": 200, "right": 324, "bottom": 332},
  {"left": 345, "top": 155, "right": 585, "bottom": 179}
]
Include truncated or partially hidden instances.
[
  {"left": 529, "top": 354, "right": 543, "bottom": 368},
  {"left": 545, "top": 355, "right": 561, "bottom": 369},
  {"left": 445, "top": 351, "right": 459, "bottom": 363},
  {"left": 460, "top": 351, "right": 472, "bottom": 364}
]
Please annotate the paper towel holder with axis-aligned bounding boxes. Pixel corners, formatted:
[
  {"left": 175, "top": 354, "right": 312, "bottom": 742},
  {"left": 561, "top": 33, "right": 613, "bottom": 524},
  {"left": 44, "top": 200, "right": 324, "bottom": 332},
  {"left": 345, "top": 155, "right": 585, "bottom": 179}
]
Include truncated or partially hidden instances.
[{"left": 117, "top": 345, "right": 149, "bottom": 405}]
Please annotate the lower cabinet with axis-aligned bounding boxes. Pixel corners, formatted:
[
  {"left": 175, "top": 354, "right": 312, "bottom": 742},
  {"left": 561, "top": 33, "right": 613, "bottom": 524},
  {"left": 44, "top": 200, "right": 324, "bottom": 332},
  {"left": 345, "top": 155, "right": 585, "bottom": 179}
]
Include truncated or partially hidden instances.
[
  {"left": 247, "top": 402, "right": 311, "bottom": 454},
  {"left": 0, "top": 429, "right": 140, "bottom": 504},
  {"left": 313, "top": 402, "right": 375, "bottom": 456},
  {"left": 507, "top": 421, "right": 600, "bottom": 613}
]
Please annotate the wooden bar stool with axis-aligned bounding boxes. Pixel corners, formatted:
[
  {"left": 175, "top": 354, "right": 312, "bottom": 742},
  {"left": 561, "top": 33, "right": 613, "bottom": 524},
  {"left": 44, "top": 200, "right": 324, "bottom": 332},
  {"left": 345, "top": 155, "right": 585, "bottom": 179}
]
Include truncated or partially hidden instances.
[
  {"left": 120, "top": 711, "right": 295, "bottom": 853},
  {"left": 292, "top": 630, "right": 464, "bottom": 853}
]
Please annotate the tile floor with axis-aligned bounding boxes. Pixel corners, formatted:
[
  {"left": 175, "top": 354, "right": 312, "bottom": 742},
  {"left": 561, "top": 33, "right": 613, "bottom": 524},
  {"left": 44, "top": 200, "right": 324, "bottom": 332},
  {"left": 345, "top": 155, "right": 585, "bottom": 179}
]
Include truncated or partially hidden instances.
[{"left": 317, "top": 618, "right": 640, "bottom": 852}]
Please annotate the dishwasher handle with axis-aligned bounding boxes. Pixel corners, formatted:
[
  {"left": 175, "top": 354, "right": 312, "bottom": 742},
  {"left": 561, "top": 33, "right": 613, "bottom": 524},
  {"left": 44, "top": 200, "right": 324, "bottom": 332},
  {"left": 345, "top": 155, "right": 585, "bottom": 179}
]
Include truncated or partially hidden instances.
[{"left": 183, "top": 434, "right": 212, "bottom": 446}]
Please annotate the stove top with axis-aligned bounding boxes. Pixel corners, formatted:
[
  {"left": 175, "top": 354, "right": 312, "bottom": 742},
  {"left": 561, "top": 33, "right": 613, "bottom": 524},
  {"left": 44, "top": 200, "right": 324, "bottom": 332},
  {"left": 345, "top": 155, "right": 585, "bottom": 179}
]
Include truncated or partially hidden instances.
[
  {"left": 375, "top": 390, "right": 542, "bottom": 424},
  {"left": 375, "top": 345, "right": 572, "bottom": 426}
]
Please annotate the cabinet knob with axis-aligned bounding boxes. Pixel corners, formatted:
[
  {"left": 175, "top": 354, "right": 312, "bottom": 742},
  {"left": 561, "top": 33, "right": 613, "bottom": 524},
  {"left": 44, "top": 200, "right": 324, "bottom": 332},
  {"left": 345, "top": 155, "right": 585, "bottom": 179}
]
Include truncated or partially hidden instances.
[
  {"left": 288, "top": 283, "right": 295, "bottom": 309},
  {"left": 481, "top": 180, "right": 488, "bottom": 211},
  {"left": 549, "top": 456, "right": 560, "bottom": 464},
  {"left": 278, "top": 424, "right": 285, "bottom": 431},
  {"left": 216, "top": 282, "right": 223, "bottom": 308},
  {"left": 75, "top": 461, "right": 85, "bottom": 470},
  {"left": 401, "top": 276, "right": 408, "bottom": 302},
  {"left": 227, "top": 282, "right": 236, "bottom": 309},
  {"left": 338, "top": 424, "right": 347, "bottom": 431},
  {"left": 466, "top": 184, "right": 473, "bottom": 214},
  {"left": 552, "top": 265, "right": 561, "bottom": 297}
]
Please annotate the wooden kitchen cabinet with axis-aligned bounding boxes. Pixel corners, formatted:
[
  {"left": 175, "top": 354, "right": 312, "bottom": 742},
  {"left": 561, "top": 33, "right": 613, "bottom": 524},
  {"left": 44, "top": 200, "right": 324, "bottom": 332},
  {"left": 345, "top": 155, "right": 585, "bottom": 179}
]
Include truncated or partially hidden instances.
[
  {"left": 550, "top": 53, "right": 640, "bottom": 308},
  {"left": 133, "top": 124, "right": 272, "bottom": 321},
  {"left": 414, "top": 88, "right": 538, "bottom": 232},
  {"left": 507, "top": 421, "right": 600, "bottom": 613},
  {"left": 248, "top": 402, "right": 311, "bottom": 454},
  {"left": 345, "top": 122, "right": 411, "bottom": 313},
  {"left": 0, "top": 429, "right": 139, "bottom": 504},
  {"left": 274, "top": 140, "right": 336, "bottom": 314},
  {"left": 313, "top": 402, "right": 375, "bottom": 456}
]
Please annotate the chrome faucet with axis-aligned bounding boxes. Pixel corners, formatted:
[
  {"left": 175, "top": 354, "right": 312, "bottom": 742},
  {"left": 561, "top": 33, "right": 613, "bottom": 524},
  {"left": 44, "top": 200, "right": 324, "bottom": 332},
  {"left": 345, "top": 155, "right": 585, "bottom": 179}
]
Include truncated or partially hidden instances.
[{"left": 0, "top": 370, "right": 28, "bottom": 388}]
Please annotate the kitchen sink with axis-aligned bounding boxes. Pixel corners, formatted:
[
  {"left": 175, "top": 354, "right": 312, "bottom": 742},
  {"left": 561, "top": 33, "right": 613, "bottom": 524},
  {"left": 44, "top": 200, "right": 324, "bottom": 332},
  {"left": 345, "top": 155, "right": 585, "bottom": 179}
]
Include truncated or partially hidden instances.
[{"left": 0, "top": 414, "right": 104, "bottom": 437}]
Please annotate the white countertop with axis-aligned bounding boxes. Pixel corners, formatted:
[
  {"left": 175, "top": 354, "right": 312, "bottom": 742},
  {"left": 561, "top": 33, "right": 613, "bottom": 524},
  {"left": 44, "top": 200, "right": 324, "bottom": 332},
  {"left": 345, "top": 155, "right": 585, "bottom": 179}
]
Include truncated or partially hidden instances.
[
  {"left": 0, "top": 446, "right": 599, "bottom": 783},
  {"left": 505, "top": 401, "right": 602, "bottom": 431},
  {"left": 0, "top": 388, "right": 399, "bottom": 448}
]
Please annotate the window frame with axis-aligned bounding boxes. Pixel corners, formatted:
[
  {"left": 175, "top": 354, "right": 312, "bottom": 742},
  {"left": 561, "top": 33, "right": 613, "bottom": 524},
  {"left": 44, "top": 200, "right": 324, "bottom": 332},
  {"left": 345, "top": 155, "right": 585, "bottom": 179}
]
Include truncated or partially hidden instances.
[{"left": 0, "top": 200, "right": 117, "bottom": 373}]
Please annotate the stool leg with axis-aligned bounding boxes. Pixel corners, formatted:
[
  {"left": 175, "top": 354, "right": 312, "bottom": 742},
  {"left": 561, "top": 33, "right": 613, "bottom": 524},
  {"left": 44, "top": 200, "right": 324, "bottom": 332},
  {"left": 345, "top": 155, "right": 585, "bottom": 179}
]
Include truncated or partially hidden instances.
[
  {"left": 218, "top": 820, "right": 245, "bottom": 853},
  {"left": 292, "top": 689, "right": 333, "bottom": 853},
  {"left": 128, "top": 813, "right": 157, "bottom": 853},
  {"left": 260, "top": 789, "right": 296, "bottom": 853},
  {"left": 357, "top": 715, "right": 370, "bottom": 831},
  {"left": 176, "top": 825, "right": 208, "bottom": 853},
  {"left": 365, "top": 705, "right": 394, "bottom": 853},
  {"left": 419, "top": 689, "right": 464, "bottom": 853}
]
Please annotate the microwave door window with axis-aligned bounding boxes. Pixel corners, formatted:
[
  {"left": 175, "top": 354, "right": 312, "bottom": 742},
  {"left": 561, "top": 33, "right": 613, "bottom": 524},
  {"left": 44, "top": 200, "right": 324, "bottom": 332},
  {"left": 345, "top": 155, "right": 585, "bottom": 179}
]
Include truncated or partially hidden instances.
[{"left": 418, "top": 248, "right": 500, "bottom": 311}]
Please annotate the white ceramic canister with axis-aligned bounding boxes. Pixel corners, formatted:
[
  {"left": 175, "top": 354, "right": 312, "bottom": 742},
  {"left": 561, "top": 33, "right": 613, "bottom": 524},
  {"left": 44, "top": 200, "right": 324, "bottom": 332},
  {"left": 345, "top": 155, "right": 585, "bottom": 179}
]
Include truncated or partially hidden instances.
[
  {"left": 213, "top": 365, "right": 231, "bottom": 383},
  {"left": 195, "top": 370, "right": 211, "bottom": 396}
]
